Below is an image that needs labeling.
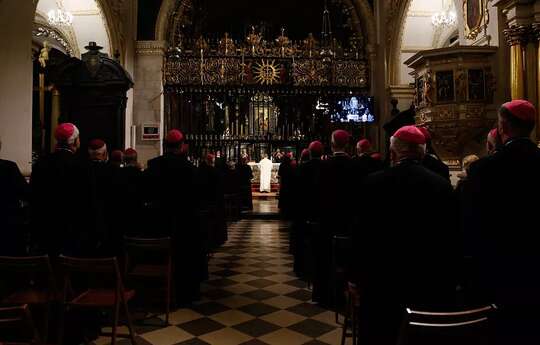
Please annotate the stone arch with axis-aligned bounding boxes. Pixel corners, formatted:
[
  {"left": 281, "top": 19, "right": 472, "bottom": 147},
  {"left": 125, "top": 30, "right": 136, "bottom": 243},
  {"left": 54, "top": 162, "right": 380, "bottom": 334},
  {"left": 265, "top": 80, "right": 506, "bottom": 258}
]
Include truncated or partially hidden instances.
[{"left": 155, "top": 0, "right": 377, "bottom": 49}]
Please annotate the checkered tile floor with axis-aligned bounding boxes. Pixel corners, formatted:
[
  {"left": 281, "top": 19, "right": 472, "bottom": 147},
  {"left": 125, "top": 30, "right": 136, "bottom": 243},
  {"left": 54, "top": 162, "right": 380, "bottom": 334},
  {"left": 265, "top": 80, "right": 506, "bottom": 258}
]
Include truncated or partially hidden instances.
[{"left": 94, "top": 219, "right": 349, "bottom": 345}]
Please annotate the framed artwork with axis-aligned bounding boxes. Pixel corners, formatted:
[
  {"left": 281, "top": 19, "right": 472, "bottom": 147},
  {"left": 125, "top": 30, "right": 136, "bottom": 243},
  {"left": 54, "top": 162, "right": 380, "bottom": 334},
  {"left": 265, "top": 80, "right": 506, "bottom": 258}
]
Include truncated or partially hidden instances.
[
  {"left": 468, "top": 69, "right": 485, "bottom": 101},
  {"left": 141, "top": 123, "right": 160, "bottom": 141},
  {"left": 436, "top": 71, "right": 455, "bottom": 102},
  {"left": 463, "top": 0, "right": 489, "bottom": 40}
]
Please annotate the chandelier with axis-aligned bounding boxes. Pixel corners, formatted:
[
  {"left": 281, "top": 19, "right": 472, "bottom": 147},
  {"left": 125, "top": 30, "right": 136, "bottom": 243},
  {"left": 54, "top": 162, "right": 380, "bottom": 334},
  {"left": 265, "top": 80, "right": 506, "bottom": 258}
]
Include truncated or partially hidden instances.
[
  {"left": 431, "top": 10, "right": 456, "bottom": 28},
  {"left": 47, "top": 9, "right": 74, "bottom": 26}
]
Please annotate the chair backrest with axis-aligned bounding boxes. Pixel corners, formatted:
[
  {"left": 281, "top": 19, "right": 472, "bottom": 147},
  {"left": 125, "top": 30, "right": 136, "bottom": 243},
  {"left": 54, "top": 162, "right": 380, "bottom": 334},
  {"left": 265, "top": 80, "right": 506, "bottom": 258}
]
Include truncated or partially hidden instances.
[
  {"left": 123, "top": 237, "right": 172, "bottom": 275},
  {"left": 57, "top": 255, "right": 120, "bottom": 274},
  {"left": 124, "top": 237, "right": 172, "bottom": 253},
  {"left": 57, "top": 255, "right": 124, "bottom": 302},
  {"left": 0, "top": 255, "right": 56, "bottom": 297},
  {"left": 397, "top": 305, "right": 496, "bottom": 345},
  {"left": 0, "top": 304, "right": 41, "bottom": 344}
]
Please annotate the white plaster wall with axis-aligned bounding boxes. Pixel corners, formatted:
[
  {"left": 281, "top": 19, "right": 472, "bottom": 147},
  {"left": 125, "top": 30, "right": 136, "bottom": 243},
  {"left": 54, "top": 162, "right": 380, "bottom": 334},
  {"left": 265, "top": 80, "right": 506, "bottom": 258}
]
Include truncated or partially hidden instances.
[
  {"left": 399, "top": 0, "right": 458, "bottom": 84},
  {"left": 37, "top": 0, "right": 111, "bottom": 56},
  {"left": 0, "top": 0, "right": 35, "bottom": 174},
  {"left": 133, "top": 42, "right": 165, "bottom": 166}
]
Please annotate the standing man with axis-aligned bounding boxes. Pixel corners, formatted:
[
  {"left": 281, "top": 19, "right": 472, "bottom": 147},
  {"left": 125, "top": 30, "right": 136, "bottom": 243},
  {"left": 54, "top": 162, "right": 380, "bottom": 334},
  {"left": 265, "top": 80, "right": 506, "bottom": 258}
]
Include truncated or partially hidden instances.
[
  {"left": 464, "top": 100, "right": 540, "bottom": 345},
  {"left": 352, "top": 139, "right": 384, "bottom": 180},
  {"left": 313, "top": 130, "right": 354, "bottom": 307},
  {"left": 144, "top": 129, "right": 203, "bottom": 305},
  {"left": 31, "top": 123, "right": 99, "bottom": 256},
  {"left": 259, "top": 153, "right": 273, "bottom": 193},
  {"left": 0, "top": 138, "right": 29, "bottom": 255},
  {"left": 352, "top": 125, "right": 457, "bottom": 345}
]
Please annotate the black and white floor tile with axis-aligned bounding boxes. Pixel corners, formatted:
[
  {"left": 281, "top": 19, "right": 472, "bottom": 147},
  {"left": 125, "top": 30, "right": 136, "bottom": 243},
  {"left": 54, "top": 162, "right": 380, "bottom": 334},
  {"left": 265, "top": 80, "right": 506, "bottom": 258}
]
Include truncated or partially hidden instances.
[{"left": 94, "top": 219, "right": 350, "bottom": 345}]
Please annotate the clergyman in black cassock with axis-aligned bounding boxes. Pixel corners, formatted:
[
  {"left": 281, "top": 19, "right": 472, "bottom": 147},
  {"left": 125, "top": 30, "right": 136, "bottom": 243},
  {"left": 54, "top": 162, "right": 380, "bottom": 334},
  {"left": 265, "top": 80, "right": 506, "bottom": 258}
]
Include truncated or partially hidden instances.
[
  {"left": 144, "top": 129, "right": 204, "bottom": 305},
  {"left": 463, "top": 100, "right": 540, "bottom": 345},
  {"left": 351, "top": 126, "right": 457, "bottom": 345},
  {"left": 30, "top": 123, "right": 100, "bottom": 257},
  {"left": 313, "top": 130, "right": 354, "bottom": 307}
]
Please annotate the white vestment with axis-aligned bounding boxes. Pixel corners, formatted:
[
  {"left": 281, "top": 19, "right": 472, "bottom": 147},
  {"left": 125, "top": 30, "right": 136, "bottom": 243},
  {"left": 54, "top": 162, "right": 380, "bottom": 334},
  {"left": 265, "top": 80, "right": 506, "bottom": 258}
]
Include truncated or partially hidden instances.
[{"left": 259, "top": 158, "right": 273, "bottom": 192}]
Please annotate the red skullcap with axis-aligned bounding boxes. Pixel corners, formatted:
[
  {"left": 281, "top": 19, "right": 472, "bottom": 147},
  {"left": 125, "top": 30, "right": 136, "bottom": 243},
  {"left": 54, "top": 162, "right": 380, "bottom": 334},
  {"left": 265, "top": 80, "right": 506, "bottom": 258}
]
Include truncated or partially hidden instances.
[
  {"left": 207, "top": 153, "right": 215, "bottom": 161},
  {"left": 502, "top": 99, "right": 536, "bottom": 123},
  {"left": 332, "top": 130, "right": 350, "bottom": 147},
  {"left": 301, "top": 149, "right": 310, "bottom": 159},
  {"left": 88, "top": 139, "right": 106, "bottom": 150},
  {"left": 124, "top": 148, "right": 137, "bottom": 156},
  {"left": 308, "top": 141, "right": 324, "bottom": 156},
  {"left": 287, "top": 152, "right": 293, "bottom": 159},
  {"left": 55, "top": 123, "right": 79, "bottom": 143},
  {"left": 111, "top": 150, "right": 123, "bottom": 162},
  {"left": 166, "top": 129, "right": 184, "bottom": 144},
  {"left": 393, "top": 125, "right": 426, "bottom": 145},
  {"left": 417, "top": 126, "right": 431, "bottom": 141},
  {"left": 357, "top": 139, "right": 371, "bottom": 151},
  {"left": 370, "top": 153, "right": 382, "bottom": 161}
]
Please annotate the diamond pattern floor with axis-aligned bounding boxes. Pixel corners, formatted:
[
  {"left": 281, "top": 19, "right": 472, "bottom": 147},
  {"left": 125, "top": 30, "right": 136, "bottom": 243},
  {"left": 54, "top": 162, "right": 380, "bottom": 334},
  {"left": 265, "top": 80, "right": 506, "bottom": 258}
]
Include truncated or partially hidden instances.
[{"left": 94, "top": 219, "right": 350, "bottom": 345}]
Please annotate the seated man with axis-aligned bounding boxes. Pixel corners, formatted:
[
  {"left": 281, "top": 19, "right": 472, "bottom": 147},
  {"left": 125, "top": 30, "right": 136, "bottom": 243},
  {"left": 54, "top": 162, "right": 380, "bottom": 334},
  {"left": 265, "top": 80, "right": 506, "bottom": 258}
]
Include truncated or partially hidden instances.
[
  {"left": 0, "top": 137, "right": 29, "bottom": 255},
  {"left": 351, "top": 125, "right": 457, "bottom": 345}
]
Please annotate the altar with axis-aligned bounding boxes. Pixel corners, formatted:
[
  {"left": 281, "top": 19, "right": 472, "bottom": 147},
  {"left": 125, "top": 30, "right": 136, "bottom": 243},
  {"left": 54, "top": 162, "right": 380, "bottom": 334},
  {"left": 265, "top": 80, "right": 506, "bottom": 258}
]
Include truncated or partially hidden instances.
[{"left": 248, "top": 162, "right": 280, "bottom": 184}]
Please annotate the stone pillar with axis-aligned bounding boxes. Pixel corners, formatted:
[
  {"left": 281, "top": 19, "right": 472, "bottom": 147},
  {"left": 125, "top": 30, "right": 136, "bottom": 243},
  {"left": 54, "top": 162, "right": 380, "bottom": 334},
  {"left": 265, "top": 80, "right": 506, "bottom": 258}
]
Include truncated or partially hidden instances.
[
  {"left": 0, "top": 0, "right": 36, "bottom": 174},
  {"left": 133, "top": 40, "right": 167, "bottom": 167},
  {"left": 504, "top": 25, "right": 527, "bottom": 100}
]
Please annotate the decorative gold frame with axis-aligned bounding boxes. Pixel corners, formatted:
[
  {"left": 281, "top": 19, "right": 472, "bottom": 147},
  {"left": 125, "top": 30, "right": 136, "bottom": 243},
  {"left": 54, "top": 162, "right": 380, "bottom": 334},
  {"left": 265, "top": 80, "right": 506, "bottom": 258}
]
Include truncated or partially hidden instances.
[{"left": 463, "top": 0, "right": 490, "bottom": 41}]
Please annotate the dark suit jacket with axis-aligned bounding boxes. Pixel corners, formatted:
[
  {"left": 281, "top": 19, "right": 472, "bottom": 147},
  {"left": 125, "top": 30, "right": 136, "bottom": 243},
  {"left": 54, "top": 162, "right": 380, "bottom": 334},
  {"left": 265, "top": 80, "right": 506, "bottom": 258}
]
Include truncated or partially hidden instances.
[
  {"left": 144, "top": 153, "right": 199, "bottom": 237},
  {"left": 353, "top": 160, "right": 457, "bottom": 306},
  {"left": 30, "top": 149, "right": 98, "bottom": 256},
  {"left": 423, "top": 154, "right": 450, "bottom": 181},
  {"left": 296, "top": 158, "right": 325, "bottom": 222},
  {"left": 351, "top": 154, "right": 384, "bottom": 180},
  {"left": 0, "top": 159, "right": 29, "bottom": 254},
  {"left": 463, "top": 138, "right": 540, "bottom": 307},
  {"left": 321, "top": 153, "right": 354, "bottom": 235}
]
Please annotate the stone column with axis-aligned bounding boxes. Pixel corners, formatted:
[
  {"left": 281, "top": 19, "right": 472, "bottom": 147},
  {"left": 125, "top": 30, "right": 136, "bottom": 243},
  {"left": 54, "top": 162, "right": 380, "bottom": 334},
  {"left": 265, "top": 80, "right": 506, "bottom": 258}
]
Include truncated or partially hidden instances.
[
  {"left": 133, "top": 40, "right": 167, "bottom": 167},
  {"left": 504, "top": 25, "right": 527, "bottom": 100}
]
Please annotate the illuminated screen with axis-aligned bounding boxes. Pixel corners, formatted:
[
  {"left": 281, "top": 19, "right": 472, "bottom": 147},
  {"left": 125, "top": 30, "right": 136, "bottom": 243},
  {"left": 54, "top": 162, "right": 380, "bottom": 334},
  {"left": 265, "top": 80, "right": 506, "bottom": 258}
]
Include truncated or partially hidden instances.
[{"left": 332, "top": 96, "right": 375, "bottom": 123}]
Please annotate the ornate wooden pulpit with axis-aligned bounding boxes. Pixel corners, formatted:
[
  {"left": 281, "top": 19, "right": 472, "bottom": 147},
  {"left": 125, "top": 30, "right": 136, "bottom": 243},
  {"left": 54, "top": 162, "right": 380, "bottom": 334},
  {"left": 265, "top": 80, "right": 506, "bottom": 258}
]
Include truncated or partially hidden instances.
[
  {"left": 405, "top": 46, "right": 498, "bottom": 167},
  {"left": 51, "top": 42, "right": 133, "bottom": 151}
]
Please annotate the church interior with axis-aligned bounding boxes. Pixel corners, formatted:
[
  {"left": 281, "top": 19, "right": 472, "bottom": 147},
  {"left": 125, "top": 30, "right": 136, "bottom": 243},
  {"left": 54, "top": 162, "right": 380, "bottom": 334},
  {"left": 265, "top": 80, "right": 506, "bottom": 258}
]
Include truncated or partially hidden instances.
[{"left": 1, "top": 0, "right": 540, "bottom": 344}]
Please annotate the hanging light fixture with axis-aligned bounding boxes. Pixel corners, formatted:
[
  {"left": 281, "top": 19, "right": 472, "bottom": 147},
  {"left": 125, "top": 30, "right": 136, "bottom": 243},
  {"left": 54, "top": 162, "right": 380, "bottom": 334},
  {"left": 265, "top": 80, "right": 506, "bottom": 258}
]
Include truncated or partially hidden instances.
[
  {"left": 431, "top": 10, "right": 456, "bottom": 28},
  {"left": 47, "top": 8, "right": 73, "bottom": 26}
]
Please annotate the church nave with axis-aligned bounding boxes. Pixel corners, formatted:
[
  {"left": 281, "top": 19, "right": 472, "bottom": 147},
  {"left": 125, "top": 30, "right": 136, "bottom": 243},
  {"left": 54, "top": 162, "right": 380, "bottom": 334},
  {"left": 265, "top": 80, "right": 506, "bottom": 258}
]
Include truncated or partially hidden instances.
[{"left": 93, "top": 219, "right": 344, "bottom": 345}]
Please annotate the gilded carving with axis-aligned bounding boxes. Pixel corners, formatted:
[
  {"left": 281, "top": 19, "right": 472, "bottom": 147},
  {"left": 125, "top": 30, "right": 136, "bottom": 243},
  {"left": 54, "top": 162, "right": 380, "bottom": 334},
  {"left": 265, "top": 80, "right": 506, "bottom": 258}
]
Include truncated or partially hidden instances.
[{"left": 463, "top": 0, "right": 489, "bottom": 41}]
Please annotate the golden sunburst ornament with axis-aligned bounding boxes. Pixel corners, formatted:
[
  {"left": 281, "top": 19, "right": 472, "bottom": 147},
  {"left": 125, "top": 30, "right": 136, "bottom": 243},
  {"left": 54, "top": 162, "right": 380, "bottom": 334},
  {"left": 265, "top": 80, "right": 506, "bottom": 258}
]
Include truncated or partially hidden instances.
[{"left": 254, "top": 59, "right": 280, "bottom": 85}]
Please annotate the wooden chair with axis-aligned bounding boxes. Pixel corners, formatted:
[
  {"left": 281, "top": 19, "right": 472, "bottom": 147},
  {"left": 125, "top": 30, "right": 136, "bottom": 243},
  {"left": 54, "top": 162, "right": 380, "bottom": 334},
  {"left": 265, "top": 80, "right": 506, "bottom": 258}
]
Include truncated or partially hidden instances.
[
  {"left": 396, "top": 304, "right": 497, "bottom": 345},
  {"left": 340, "top": 282, "right": 360, "bottom": 345},
  {"left": 0, "top": 304, "right": 42, "bottom": 344},
  {"left": 0, "top": 256, "right": 57, "bottom": 342},
  {"left": 123, "top": 237, "right": 173, "bottom": 324},
  {"left": 332, "top": 235, "right": 353, "bottom": 324},
  {"left": 57, "top": 255, "right": 136, "bottom": 345}
]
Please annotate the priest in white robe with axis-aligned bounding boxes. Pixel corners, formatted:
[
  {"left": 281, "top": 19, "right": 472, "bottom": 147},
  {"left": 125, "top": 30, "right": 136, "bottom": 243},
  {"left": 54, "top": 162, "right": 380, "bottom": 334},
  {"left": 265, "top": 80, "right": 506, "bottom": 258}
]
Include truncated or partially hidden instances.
[{"left": 259, "top": 154, "right": 273, "bottom": 192}]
